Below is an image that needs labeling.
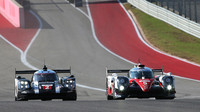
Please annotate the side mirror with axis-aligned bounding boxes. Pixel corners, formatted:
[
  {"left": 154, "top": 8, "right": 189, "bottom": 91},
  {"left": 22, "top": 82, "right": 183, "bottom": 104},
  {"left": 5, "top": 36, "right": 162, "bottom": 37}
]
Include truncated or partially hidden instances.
[
  {"left": 59, "top": 77, "right": 62, "bottom": 84},
  {"left": 111, "top": 80, "right": 114, "bottom": 83},
  {"left": 16, "top": 76, "right": 21, "bottom": 79},
  {"left": 167, "top": 72, "right": 172, "bottom": 76},
  {"left": 70, "top": 75, "right": 74, "bottom": 78}
]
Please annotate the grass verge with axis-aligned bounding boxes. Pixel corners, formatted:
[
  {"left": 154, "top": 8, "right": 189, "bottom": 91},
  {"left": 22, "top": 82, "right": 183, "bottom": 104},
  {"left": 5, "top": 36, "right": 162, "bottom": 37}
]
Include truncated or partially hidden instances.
[{"left": 124, "top": 3, "right": 200, "bottom": 64}]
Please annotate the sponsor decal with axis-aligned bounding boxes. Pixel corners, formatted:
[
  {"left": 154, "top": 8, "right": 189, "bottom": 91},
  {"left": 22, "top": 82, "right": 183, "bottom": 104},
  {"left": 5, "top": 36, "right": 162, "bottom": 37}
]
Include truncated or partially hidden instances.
[
  {"left": 139, "top": 80, "right": 150, "bottom": 85},
  {"left": 42, "top": 85, "right": 52, "bottom": 90}
]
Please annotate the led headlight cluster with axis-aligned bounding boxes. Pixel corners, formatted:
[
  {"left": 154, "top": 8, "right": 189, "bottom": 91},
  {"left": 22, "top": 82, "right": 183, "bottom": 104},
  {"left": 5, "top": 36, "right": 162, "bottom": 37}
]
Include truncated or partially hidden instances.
[
  {"left": 167, "top": 85, "right": 172, "bottom": 90},
  {"left": 65, "top": 80, "right": 75, "bottom": 88},
  {"left": 119, "top": 85, "right": 125, "bottom": 91},
  {"left": 20, "top": 81, "right": 29, "bottom": 89},
  {"left": 66, "top": 80, "right": 74, "bottom": 84}
]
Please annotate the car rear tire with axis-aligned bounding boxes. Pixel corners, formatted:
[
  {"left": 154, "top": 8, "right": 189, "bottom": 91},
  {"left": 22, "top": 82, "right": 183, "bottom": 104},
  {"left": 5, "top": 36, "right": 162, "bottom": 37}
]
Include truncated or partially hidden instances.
[
  {"left": 15, "top": 93, "right": 28, "bottom": 101},
  {"left": 15, "top": 96, "right": 28, "bottom": 101},
  {"left": 41, "top": 99, "right": 52, "bottom": 101},
  {"left": 63, "top": 91, "right": 77, "bottom": 101},
  {"left": 69, "top": 92, "right": 77, "bottom": 101},
  {"left": 118, "top": 98, "right": 125, "bottom": 100},
  {"left": 107, "top": 95, "right": 113, "bottom": 100}
]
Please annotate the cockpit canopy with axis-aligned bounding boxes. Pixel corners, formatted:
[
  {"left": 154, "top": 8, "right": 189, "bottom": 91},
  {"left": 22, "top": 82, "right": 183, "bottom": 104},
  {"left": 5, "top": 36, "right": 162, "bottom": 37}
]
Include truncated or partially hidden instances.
[
  {"left": 33, "top": 73, "right": 58, "bottom": 82},
  {"left": 129, "top": 67, "right": 154, "bottom": 79}
]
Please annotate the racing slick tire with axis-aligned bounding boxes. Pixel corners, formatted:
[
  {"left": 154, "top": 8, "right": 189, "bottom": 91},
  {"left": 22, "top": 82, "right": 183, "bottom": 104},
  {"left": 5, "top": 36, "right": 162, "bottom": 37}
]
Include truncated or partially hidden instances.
[
  {"left": 112, "top": 88, "right": 125, "bottom": 100},
  {"left": 107, "top": 95, "right": 113, "bottom": 100},
  {"left": 117, "top": 97, "right": 125, "bottom": 100},
  {"left": 63, "top": 91, "right": 77, "bottom": 101},
  {"left": 41, "top": 99, "right": 52, "bottom": 101},
  {"left": 106, "top": 88, "right": 113, "bottom": 100},
  {"left": 15, "top": 88, "right": 28, "bottom": 101},
  {"left": 15, "top": 94, "right": 28, "bottom": 101}
]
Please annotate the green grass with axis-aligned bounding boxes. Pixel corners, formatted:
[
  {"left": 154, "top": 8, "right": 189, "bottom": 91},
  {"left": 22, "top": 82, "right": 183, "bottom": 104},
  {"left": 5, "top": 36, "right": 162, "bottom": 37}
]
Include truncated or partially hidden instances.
[{"left": 124, "top": 3, "right": 200, "bottom": 64}]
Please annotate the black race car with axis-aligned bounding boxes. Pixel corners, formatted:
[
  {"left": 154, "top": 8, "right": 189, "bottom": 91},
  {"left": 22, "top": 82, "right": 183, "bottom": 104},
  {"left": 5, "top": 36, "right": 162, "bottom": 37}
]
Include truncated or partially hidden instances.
[{"left": 15, "top": 65, "right": 77, "bottom": 101}]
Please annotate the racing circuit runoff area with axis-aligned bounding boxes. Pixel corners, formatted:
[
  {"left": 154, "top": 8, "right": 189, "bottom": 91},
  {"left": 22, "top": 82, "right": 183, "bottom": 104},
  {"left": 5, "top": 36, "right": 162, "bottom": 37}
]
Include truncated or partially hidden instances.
[{"left": 1, "top": 0, "right": 200, "bottom": 111}]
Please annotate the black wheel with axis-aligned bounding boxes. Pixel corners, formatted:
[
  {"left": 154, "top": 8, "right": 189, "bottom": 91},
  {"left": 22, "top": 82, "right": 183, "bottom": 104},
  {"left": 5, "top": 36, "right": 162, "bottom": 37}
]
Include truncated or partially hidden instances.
[
  {"left": 69, "top": 91, "right": 77, "bottom": 100},
  {"left": 15, "top": 97, "right": 19, "bottom": 101},
  {"left": 106, "top": 87, "right": 113, "bottom": 100},
  {"left": 112, "top": 88, "right": 126, "bottom": 100},
  {"left": 15, "top": 93, "right": 28, "bottom": 101},
  {"left": 41, "top": 99, "right": 52, "bottom": 101},
  {"left": 118, "top": 97, "right": 125, "bottom": 100},
  {"left": 63, "top": 91, "right": 77, "bottom": 101},
  {"left": 107, "top": 95, "right": 113, "bottom": 100},
  {"left": 112, "top": 88, "right": 118, "bottom": 100},
  {"left": 15, "top": 96, "right": 28, "bottom": 101}
]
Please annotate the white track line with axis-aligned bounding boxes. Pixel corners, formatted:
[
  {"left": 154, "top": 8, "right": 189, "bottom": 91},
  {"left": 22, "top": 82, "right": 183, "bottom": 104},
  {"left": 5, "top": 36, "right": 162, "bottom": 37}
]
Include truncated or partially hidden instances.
[
  {"left": 118, "top": 0, "right": 200, "bottom": 82},
  {"left": 0, "top": 9, "right": 105, "bottom": 92},
  {"left": 65, "top": 0, "right": 89, "bottom": 18},
  {"left": 1, "top": 0, "right": 199, "bottom": 95},
  {"left": 83, "top": 0, "right": 200, "bottom": 83},
  {"left": 85, "top": 0, "right": 136, "bottom": 65},
  {"left": 29, "top": 10, "right": 106, "bottom": 92}
]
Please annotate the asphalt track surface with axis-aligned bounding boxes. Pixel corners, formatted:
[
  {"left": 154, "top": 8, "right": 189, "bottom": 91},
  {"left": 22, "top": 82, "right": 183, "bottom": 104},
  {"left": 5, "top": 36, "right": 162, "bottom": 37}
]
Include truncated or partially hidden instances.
[{"left": 0, "top": 0, "right": 200, "bottom": 111}]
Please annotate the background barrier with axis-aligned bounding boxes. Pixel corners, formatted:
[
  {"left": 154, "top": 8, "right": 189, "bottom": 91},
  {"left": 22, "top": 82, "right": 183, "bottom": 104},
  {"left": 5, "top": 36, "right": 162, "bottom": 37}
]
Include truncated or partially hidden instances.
[
  {"left": 0, "top": 0, "right": 24, "bottom": 27},
  {"left": 128, "top": 0, "right": 200, "bottom": 39}
]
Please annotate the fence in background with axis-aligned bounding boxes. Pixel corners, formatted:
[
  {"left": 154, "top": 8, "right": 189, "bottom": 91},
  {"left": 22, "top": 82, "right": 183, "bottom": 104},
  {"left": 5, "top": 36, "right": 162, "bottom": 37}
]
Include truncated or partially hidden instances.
[
  {"left": 127, "top": 0, "right": 200, "bottom": 39},
  {"left": 147, "top": 0, "right": 200, "bottom": 23}
]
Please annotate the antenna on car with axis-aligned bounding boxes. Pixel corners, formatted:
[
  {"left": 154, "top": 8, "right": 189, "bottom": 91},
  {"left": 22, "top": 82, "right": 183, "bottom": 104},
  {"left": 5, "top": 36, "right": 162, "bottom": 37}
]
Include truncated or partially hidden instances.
[
  {"left": 43, "top": 65, "right": 47, "bottom": 71},
  {"left": 138, "top": 58, "right": 141, "bottom": 65},
  {"left": 43, "top": 59, "right": 47, "bottom": 71}
]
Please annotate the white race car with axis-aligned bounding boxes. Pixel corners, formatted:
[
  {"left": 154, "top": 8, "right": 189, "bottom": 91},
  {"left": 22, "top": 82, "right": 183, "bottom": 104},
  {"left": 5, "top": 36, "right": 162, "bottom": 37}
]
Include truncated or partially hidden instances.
[{"left": 106, "top": 63, "right": 176, "bottom": 100}]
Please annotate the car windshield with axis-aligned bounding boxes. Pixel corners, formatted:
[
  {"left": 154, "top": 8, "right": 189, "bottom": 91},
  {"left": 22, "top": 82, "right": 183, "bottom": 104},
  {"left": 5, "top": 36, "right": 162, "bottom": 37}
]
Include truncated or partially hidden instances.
[
  {"left": 33, "top": 73, "right": 58, "bottom": 82},
  {"left": 129, "top": 70, "right": 153, "bottom": 79}
]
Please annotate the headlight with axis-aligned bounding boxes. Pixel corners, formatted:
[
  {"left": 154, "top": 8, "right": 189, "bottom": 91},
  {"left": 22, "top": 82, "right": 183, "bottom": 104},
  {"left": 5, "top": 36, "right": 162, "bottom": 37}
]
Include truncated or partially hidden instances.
[
  {"left": 25, "top": 81, "right": 28, "bottom": 85},
  {"left": 167, "top": 85, "right": 172, "bottom": 90},
  {"left": 21, "top": 81, "right": 24, "bottom": 85},
  {"left": 119, "top": 85, "right": 125, "bottom": 91},
  {"left": 66, "top": 80, "right": 73, "bottom": 83},
  {"left": 65, "top": 84, "right": 69, "bottom": 87},
  {"left": 21, "top": 81, "right": 29, "bottom": 85},
  {"left": 25, "top": 85, "right": 29, "bottom": 88},
  {"left": 21, "top": 86, "right": 24, "bottom": 89}
]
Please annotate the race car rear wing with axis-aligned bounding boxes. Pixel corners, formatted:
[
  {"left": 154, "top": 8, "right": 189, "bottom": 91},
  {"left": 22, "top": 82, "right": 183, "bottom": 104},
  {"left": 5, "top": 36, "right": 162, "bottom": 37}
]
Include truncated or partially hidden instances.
[
  {"left": 152, "top": 69, "right": 163, "bottom": 75},
  {"left": 15, "top": 69, "right": 71, "bottom": 77},
  {"left": 15, "top": 70, "right": 37, "bottom": 74},
  {"left": 106, "top": 67, "right": 129, "bottom": 76}
]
